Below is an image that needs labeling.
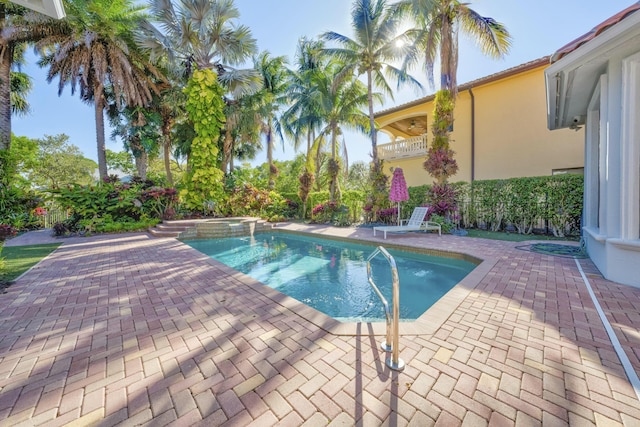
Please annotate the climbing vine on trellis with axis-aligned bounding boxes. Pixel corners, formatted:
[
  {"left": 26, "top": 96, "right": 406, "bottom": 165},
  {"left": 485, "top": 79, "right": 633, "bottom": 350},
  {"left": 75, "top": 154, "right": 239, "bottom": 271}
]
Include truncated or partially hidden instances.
[{"left": 181, "top": 69, "right": 226, "bottom": 211}]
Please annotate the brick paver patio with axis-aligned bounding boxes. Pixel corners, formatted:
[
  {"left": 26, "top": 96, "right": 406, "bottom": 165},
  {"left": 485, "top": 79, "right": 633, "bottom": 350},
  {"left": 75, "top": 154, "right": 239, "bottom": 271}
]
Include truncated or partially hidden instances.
[{"left": 0, "top": 225, "right": 639, "bottom": 426}]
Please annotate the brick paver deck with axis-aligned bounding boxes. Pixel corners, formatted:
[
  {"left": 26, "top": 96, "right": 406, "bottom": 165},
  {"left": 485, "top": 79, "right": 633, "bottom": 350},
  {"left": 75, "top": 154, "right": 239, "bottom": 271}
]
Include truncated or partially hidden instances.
[{"left": 0, "top": 226, "right": 639, "bottom": 426}]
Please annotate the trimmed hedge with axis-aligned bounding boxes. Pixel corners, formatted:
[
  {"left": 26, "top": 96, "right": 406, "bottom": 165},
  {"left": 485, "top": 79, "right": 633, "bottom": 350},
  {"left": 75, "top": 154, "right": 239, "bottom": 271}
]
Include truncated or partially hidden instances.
[{"left": 407, "top": 175, "right": 583, "bottom": 237}]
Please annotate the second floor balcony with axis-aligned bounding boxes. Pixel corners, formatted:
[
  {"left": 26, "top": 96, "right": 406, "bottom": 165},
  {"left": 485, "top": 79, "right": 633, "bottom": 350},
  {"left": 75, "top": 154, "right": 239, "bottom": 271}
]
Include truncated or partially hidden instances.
[{"left": 377, "top": 134, "right": 428, "bottom": 161}]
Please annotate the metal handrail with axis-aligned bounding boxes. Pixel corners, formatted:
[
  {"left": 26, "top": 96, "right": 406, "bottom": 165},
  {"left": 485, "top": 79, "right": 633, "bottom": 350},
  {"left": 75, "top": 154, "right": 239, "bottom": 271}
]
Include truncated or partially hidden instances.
[{"left": 366, "top": 246, "right": 405, "bottom": 371}]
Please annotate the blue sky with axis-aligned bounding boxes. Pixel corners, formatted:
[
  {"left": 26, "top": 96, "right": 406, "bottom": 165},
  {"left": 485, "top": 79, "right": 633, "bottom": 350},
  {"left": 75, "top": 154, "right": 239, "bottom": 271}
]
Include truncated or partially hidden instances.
[{"left": 11, "top": 0, "right": 636, "bottom": 167}]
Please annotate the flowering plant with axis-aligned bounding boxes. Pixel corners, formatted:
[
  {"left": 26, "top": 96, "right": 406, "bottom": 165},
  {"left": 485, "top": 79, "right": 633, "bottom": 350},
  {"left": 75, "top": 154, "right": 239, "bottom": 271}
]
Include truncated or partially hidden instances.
[{"left": 33, "top": 207, "right": 47, "bottom": 217}]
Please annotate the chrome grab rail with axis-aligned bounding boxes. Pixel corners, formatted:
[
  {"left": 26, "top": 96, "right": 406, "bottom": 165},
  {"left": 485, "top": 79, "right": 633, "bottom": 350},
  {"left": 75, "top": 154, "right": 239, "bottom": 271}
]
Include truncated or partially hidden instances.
[{"left": 366, "top": 246, "right": 405, "bottom": 371}]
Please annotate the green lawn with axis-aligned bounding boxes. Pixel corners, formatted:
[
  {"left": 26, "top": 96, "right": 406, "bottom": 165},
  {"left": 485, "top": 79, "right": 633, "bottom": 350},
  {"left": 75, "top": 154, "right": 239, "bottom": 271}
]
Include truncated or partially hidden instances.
[
  {"left": 464, "top": 229, "right": 579, "bottom": 242},
  {"left": 0, "top": 243, "right": 61, "bottom": 287}
]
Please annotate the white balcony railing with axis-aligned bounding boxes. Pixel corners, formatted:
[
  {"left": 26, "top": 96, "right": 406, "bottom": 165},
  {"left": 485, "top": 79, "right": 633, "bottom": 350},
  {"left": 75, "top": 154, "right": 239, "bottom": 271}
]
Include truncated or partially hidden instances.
[{"left": 377, "top": 135, "right": 428, "bottom": 160}]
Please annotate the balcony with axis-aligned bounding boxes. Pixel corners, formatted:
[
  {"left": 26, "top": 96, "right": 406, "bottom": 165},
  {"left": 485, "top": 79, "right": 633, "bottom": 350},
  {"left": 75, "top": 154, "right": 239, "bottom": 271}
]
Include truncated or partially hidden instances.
[{"left": 377, "top": 135, "right": 428, "bottom": 161}]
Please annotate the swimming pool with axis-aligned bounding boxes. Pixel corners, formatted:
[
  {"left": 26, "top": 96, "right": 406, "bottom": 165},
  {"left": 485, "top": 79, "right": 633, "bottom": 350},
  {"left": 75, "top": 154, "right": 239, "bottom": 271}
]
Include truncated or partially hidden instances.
[{"left": 184, "top": 232, "right": 476, "bottom": 321}]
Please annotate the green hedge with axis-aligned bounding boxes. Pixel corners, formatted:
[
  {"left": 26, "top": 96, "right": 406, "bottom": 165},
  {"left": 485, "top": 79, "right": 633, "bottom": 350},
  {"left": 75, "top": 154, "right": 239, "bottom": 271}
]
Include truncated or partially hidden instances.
[
  {"left": 404, "top": 175, "right": 583, "bottom": 236},
  {"left": 458, "top": 174, "right": 583, "bottom": 237}
]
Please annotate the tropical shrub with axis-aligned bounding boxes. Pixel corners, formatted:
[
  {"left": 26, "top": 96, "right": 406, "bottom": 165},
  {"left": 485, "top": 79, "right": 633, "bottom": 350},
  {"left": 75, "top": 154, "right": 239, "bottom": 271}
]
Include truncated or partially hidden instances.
[
  {"left": 376, "top": 207, "right": 398, "bottom": 225},
  {"left": 139, "top": 187, "right": 178, "bottom": 219},
  {"left": 0, "top": 224, "right": 17, "bottom": 241},
  {"left": 49, "top": 179, "right": 174, "bottom": 234},
  {"left": 311, "top": 201, "right": 350, "bottom": 225},
  {"left": 428, "top": 214, "right": 454, "bottom": 234},
  {"left": 367, "top": 161, "right": 389, "bottom": 222}
]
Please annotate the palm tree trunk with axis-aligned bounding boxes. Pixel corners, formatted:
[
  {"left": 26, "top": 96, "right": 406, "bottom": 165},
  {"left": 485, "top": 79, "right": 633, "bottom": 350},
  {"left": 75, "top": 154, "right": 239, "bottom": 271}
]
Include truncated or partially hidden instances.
[
  {"left": 135, "top": 150, "right": 148, "bottom": 180},
  {"left": 366, "top": 69, "right": 378, "bottom": 167},
  {"left": 0, "top": 43, "right": 13, "bottom": 152},
  {"left": 267, "top": 126, "right": 275, "bottom": 189},
  {"left": 94, "top": 91, "right": 108, "bottom": 180},
  {"left": 440, "top": 15, "right": 454, "bottom": 92},
  {"left": 222, "top": 128, "right": 233, "bottom": 174},
  {"left": 330, "top": 124, "right": 338, "bottom": 202},
  {"left": 163, "top": 131, "right": 173, "bottom": 186}
]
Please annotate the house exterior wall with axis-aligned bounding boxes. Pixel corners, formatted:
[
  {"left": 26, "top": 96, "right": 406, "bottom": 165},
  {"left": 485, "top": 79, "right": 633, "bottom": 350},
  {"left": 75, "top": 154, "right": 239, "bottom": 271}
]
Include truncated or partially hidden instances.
[
  {"left": 582, "top": 53, "right": 640, "bottom": 288},
  {"left": 376, "top": 65, "right": 585, "bottom": 185},
  {"left": 544, "top": 8, "right": 640, "bottom": 289}
]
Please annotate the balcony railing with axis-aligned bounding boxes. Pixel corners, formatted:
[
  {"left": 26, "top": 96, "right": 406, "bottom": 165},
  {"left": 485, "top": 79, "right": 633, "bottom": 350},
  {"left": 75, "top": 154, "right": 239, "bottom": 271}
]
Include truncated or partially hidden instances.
[{"left": 377, "top": 135, "right": 427, "bottom": 160}]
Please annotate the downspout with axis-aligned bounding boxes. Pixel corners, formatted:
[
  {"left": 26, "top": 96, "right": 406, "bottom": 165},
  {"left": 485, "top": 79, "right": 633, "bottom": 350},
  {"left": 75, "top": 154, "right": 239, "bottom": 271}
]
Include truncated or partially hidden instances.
[{"left": 469, "top": 88, "right": 475, "bottom": 181}]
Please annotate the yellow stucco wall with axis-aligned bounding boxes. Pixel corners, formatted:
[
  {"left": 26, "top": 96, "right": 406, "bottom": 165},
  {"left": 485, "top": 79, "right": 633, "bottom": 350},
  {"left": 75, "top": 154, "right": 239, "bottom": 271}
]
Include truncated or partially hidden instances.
[{"left": 376, "top": 64, "right": 585, "bottom": 184}]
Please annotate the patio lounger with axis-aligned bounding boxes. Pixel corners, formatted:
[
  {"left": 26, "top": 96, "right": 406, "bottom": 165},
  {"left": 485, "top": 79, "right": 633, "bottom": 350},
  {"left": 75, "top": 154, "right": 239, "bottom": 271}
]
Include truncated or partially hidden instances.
[{"left": 373, "top": 206, "right": 442, "bottom": 239}]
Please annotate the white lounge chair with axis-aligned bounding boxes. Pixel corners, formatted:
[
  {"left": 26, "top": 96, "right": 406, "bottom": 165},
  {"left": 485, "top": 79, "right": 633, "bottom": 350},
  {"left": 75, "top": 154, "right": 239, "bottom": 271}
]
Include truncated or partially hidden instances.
[{"left": 373, "top": 206, "right": 442, "bottom": 239}]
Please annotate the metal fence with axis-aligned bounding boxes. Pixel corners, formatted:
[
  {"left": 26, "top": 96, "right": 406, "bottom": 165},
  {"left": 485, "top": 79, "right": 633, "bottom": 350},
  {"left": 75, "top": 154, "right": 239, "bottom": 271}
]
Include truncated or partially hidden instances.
[{"left": 43, "top": 209, "right": 69, "bottom": 228}]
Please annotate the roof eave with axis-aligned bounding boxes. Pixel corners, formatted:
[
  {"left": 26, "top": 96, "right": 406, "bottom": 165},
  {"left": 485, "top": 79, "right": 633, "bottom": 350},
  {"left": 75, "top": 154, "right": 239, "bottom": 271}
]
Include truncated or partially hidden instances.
[
  {"left": 375, "top": 56, "right": 550, "bottom": 119},
  {"left": 545, "top": 10, "right": 640, "bottom": 130},
  {"left": 10, "top": 0, "right": 66, "bottom": 19}
]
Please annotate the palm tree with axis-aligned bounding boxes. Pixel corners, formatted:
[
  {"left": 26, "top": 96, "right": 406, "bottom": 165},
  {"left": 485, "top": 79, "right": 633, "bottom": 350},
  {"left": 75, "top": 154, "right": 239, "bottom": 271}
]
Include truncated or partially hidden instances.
[
  {"left": 310, "top": 59, "right": 372, "bottom": 202},
  {"left": 282, "top": 37, "right": 326, "bottom": 217},
  {"left": 139, "top": 0, "right": 260, "bottom": 187},
  {"left": 138, "top": 0, "right": 259, "bottom": 96},
  {"left": 10, "top": 71, "right": 32, "bottom": 117},
  {"left": 398, "top": 0, "right": 511, "bottom": 199},
  {"left": 0, "top": 2, "right": 64, "bottom": 152},
  {"left": 9, "top": 44, "right": 32, "bottom": 117},
  {"left": 220, "top": 92, "right": 256, "bottom": 174},
  {"left": 252, "top": 51, "right": 288, "bottom": 188},
  {"left": 38, "top": 0, "right": 163, "bottom": 179},
  {"left": 321, "top": 0, "right": 421, "bottom": 170},
  {"left": 108, "top": 105, "right": 162, "bottom": 180},
  {"left": 398, "top": 0, "right": 511, "bottom": 95}
]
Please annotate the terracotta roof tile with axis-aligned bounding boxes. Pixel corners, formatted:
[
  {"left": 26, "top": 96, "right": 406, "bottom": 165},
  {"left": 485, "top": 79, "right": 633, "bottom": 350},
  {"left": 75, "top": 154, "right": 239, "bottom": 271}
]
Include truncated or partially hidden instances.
[{"left": 551, "top": 2, "right": 640, "bottom": 63}]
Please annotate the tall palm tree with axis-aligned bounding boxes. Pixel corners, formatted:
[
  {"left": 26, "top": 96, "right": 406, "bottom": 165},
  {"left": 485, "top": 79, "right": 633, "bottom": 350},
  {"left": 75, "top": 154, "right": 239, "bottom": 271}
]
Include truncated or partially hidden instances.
[
  {"left": 283, "top": 38, "right": 325, "bottom": 162},
  {"left": 282, "top": 37, "right": 327, "bottom": 217},
  {"left": 310, "top": 59, "right": 372, "bottom": 202},
  {"left": 398, "top": 0, "right": 511, "bottom": 95},
  {"left": 321, "top": 0, "right": 421, "bottom": 169},
  {"left": 398, "top": 0, "right": 511, "bottom": 191},
  {"left": 38, "top": 0, "right": 163, "bottom": 179},
  {"left": 252, "top": 51, "right": 288, "bottom": 189},
  {"left": 220, "top": 92, "right": 260, "bottom": 174},
  {"left": 0, "top": 1, "right": 64, "bottom": 152}
]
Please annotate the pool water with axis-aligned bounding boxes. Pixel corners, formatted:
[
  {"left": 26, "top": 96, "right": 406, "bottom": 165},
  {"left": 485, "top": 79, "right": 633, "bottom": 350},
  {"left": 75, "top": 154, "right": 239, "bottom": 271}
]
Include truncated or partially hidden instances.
[{"left": 184, "top": 233, "right": 476, "bottom": 321}]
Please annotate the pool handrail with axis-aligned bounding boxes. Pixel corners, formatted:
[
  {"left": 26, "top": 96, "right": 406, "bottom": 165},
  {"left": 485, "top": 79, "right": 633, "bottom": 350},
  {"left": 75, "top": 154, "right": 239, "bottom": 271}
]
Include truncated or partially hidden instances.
[{"left": 366, "top": 246, "right": 405, "bottom": 371}]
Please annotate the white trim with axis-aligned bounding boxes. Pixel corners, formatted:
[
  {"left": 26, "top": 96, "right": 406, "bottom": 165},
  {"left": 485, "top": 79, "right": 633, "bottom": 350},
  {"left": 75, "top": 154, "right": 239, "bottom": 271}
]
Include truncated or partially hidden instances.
[
  {"left": 583, "top": 226, "right": 607, "bottom": 242},
  {"left": 585, "top": 80, "right": 602, "bottom": 230},
  {"left": 608, "top": 238, "right": 640, "bottom": 251},
  {"left": 575, "top": 259, "right": 640, "bottom": 402},
  {"left": 599, "top": 74, "right": 609, "bottom": 236}
]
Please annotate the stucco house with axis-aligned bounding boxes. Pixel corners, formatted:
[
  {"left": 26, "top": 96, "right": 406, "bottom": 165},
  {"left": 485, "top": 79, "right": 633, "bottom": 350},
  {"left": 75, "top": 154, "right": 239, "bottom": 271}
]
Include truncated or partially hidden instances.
[
  {"left": 545, "top": 2, "right": 640, "bottom": 288},
  {"left": 9, "top": 0, "right": 65, "bottom": 19},
  {"left": 374, "top": 57, "right": 585, "bottom": 187}
]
